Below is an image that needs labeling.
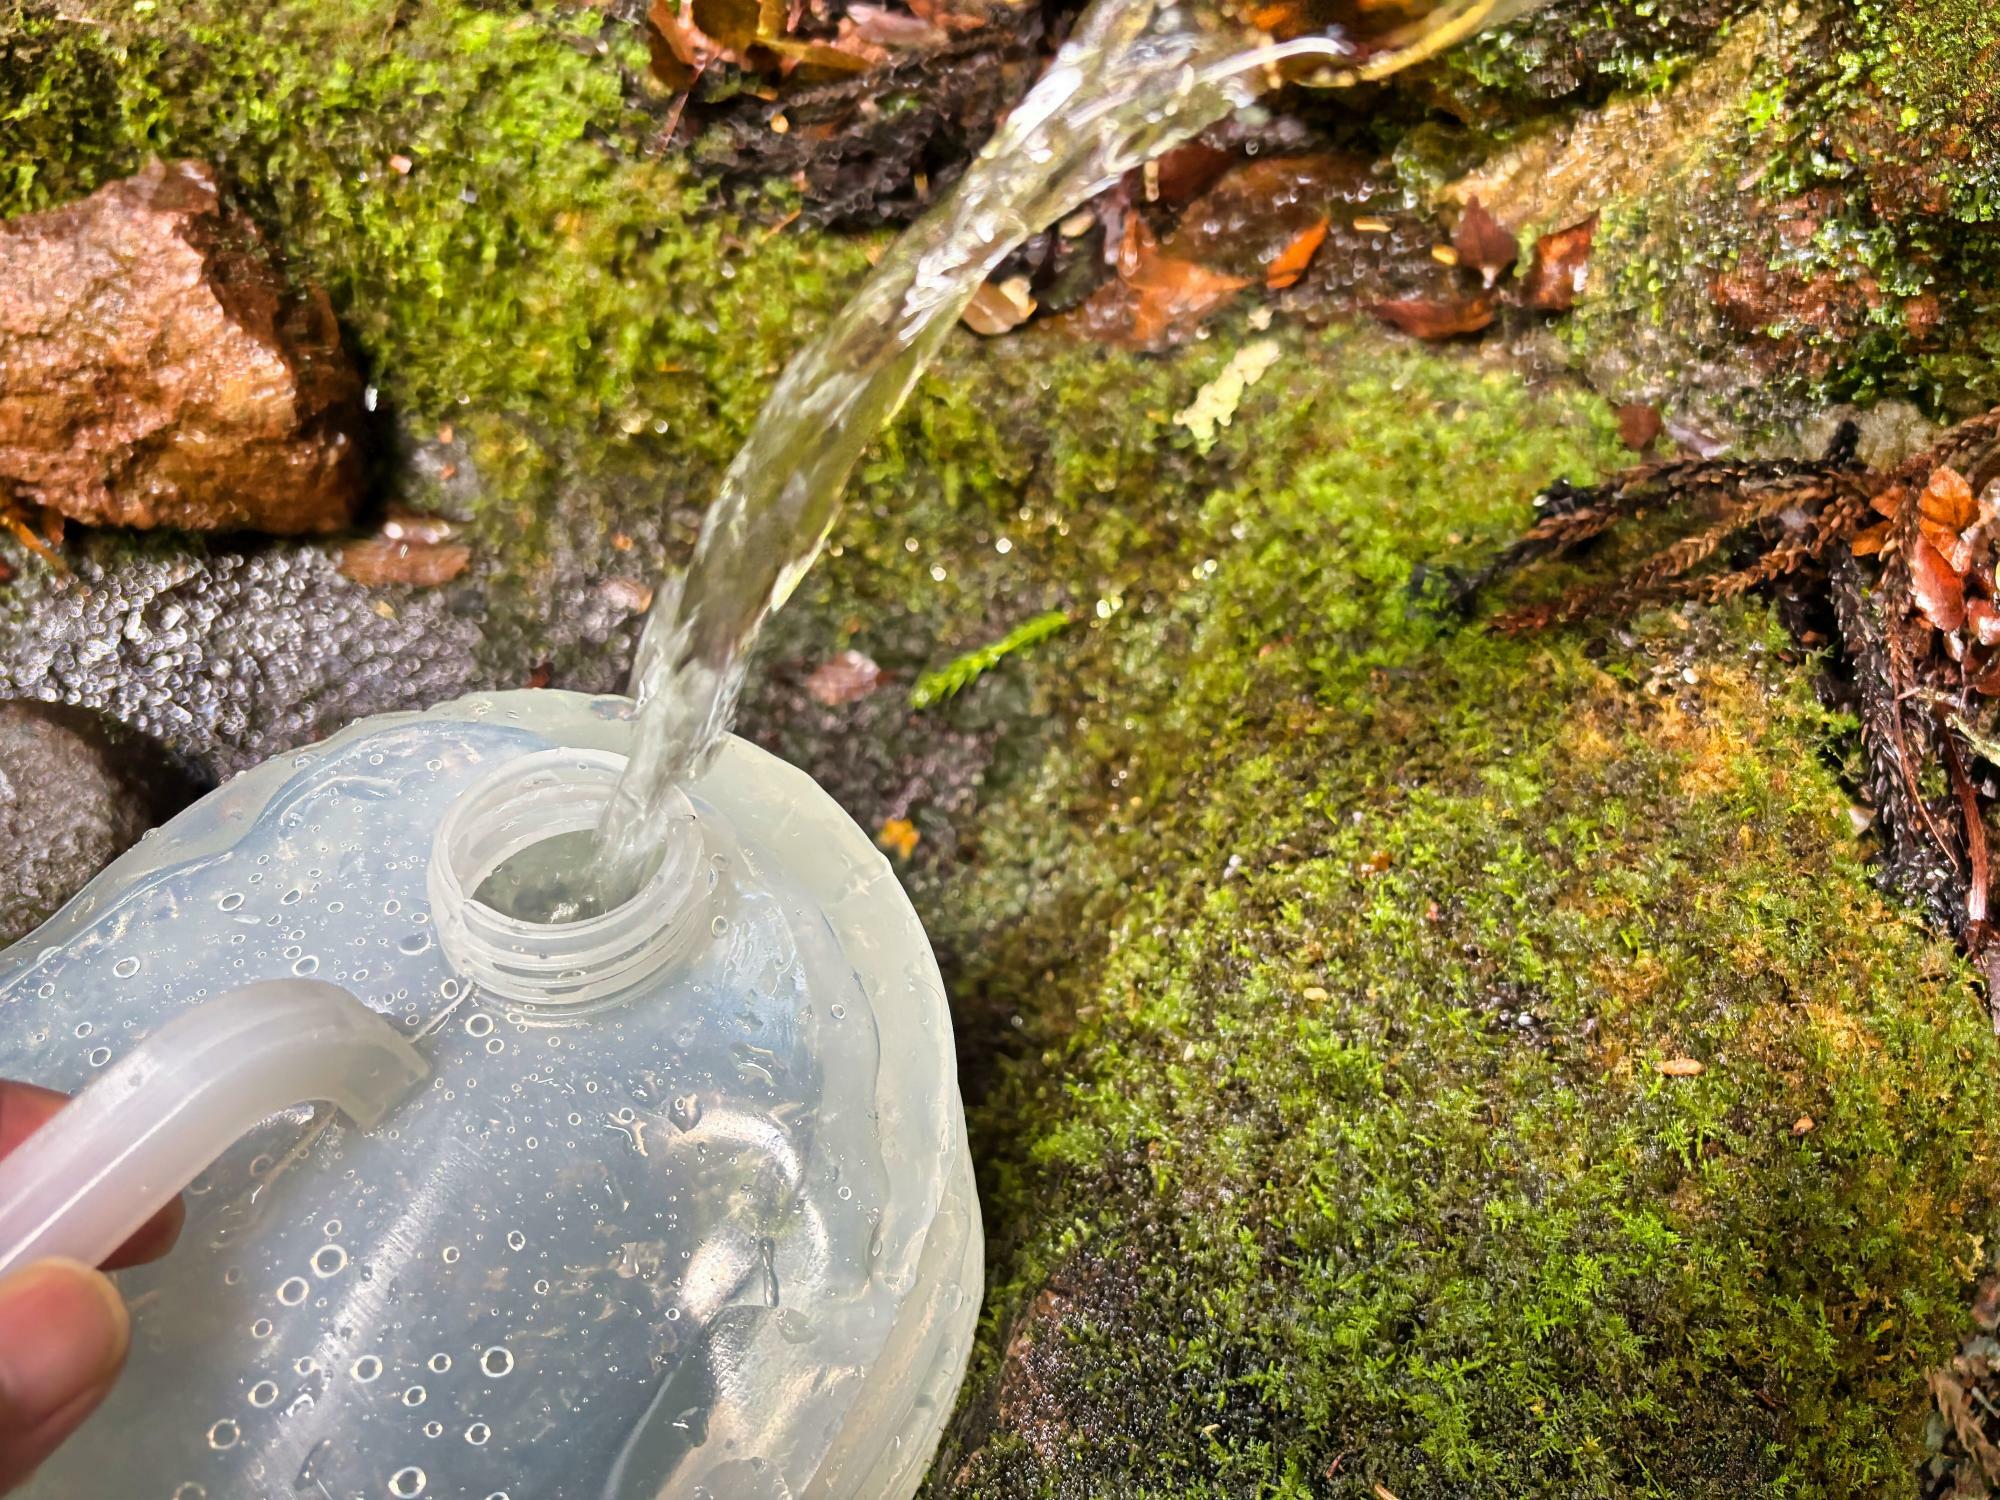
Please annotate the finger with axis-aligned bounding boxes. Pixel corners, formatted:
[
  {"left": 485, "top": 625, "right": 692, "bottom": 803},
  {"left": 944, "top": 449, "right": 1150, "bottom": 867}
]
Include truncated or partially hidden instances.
[
  {"left": 0, "top": 1084, "right": 185, "bottom": 1269},
  {"left": 0, "top": 1260, "right": 129, "bottom": 1493},
  {"left": 0, "top": 1084, "right": 61, "bottom": 1159}
]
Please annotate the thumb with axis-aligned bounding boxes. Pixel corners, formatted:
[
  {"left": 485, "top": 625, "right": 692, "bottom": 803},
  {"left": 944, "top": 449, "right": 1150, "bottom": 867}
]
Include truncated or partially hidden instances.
[{"left": 0, "top": 1260, "right": 130, "bottom": 1495}]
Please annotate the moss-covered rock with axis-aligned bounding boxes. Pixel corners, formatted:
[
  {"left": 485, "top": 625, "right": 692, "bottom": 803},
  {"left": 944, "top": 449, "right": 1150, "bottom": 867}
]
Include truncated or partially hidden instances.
[
  {"left": 883, "top": 329, "right": 2000, "bottom": 1494},
  {"left": 1436, "top": 0, "right": 2000, "bottom": 434},
  {"left": 6, "top": 1, "right": 2000, "bottom": 1494}
]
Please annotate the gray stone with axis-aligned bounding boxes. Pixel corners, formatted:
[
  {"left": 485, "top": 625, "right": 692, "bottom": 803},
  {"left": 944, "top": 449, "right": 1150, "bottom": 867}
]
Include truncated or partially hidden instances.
[{"left": 0, "top": 700, "right": 206, "bottom": 942}]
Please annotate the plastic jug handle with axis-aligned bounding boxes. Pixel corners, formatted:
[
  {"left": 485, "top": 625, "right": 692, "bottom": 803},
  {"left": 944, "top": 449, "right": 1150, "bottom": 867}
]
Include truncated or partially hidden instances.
[{"left": 0, "top": 980, "right": 430, "bottom": 1280}]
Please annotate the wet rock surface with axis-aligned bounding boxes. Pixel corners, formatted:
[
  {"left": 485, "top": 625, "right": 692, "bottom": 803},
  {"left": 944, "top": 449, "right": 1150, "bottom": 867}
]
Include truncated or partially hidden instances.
[
  {"left": 0, "top": 543, "right": 483, "bottom": 775},
  {"left": 0, "top": 699, "right": 206, "bottom": 942},
  {"left": 0, "top": 159, "right": 364, "bottom": 533}
]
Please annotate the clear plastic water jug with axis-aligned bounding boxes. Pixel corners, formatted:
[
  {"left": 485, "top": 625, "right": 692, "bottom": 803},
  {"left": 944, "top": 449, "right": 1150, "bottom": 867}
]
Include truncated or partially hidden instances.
[{"left": 0, "top": 689, "right": 982, "bottom": 1500}]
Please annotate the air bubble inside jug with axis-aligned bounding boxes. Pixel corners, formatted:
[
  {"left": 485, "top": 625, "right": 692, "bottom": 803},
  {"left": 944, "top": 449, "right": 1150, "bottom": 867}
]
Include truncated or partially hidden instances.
[{"left": 0, "top": 690, "right": 981, "bottom": 1500}]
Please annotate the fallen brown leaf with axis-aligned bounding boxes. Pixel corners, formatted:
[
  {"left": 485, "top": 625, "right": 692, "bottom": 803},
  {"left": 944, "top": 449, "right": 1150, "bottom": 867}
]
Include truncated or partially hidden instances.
[
  {"left": 1453, "top": 197, "right": 1518, "bottom": 287},
  {"left": 647, "top": 0, "right": 729, "bottom": 85},
  {"left": 692, "top": 0, "right": 760, "bottom": 53},
  {"left": 339, "top": 537, "right": 472, "bottom": 587},
  {"left": 1151, "top": 141, "right": 1235, "bottom": 206},
  {"left": 1062, "top": 217, "right": 1250, "bottom": 348},
  {"left": 1371, "top": 293, "right": 1494, "bottom": 341},
  {"left": 764, "top": 33, "right": 880, "bottom": 72},
  {"left": 1972, "top": 599, "right": 2000, "bottom": 649},
  {"left": 1919, "top": 465, "right": 1980, "bottom": 570},
  {"left": 1850, "top": 520, "right": 1891, "bottom": 557},
  {"left": 806, "top": 649, "right": 883, "bottom": 706},
  {"left": 1615, "top": 402, "right": 1663, "bottom": 452},
  {"left": 844, "top": 2, "right": 945, "bottom": 48},
  {"left": 1524, "top": 214, "right": 1598, "bottom": 312},
  {"left": 906, "top": 0, "right": 990, "bottom": 31},
  {"left": 1912, "top": 535, "right": 1967, "bottom": 633}
]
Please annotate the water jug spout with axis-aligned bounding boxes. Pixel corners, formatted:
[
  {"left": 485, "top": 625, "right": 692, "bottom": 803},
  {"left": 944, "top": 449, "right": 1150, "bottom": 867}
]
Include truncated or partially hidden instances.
[{"left": 428, "top": 746, "right": 709, "bottom": 1008}]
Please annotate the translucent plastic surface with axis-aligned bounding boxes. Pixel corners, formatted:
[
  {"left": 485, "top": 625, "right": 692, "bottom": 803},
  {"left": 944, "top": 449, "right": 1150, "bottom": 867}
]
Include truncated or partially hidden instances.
[
  {"left": 0, "top": 690, "right": 981, "bottom": 1500},
  {"left": 0, "top": 981, "right": 428, "bottom": 1280}
]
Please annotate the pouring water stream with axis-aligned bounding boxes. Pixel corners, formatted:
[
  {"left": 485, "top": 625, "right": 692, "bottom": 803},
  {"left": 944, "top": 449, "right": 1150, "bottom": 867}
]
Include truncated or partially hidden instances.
[{"left": 492, "top": 0, "right": 1527, "bottom": 917}]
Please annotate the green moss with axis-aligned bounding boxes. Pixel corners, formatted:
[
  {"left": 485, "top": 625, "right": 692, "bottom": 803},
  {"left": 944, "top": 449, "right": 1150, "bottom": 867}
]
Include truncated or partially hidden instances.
[
  {"left": 901, "top": 325, "right": 2000, "bottom": 1495},
  {"left": 1565, "top": 0, "right": 2000, "bottom": 421},
  {"left": 1420, "top": 0, "right": 1759, "bottom": 116}
]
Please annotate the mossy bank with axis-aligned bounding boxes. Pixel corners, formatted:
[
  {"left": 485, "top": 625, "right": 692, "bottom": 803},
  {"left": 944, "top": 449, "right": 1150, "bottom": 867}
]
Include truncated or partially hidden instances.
[{"left": 6, "top": 0, "right": 2000, "bottom": 1494}]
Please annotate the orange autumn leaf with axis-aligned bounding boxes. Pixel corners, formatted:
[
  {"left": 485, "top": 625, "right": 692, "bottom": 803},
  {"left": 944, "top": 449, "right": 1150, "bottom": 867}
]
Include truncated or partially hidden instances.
[
  {"left": 1920, "top": 465, "right": 1977, "bottom": 528},
  {"left": 1849, "top": 520, "right": 1891, "bottom": 557},
  {"left": 647, "top": 0, "right": 731, "bottom": 84},
  {"left": 1064, "top": 217, "right": 1249, "bottom": 347},
  {"left": 1911, "top": 534, "right": 1967, "bottom": 633},
  {"left": 876, "top": 817, "right": 920, "bottom": 859},
  {"left": 1119, "top": 217, "right": 1250, "bottom": 343},
  {"left": 1918, "top": 465, "right": 1979, "bottom": 569},
  {"left": 1266, "top": 216, "right": 1329, "bottom": 290}
]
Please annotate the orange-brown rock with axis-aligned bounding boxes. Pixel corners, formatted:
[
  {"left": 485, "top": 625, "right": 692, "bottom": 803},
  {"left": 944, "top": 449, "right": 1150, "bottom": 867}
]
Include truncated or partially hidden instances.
[{"left": 0, "top": 160, "right": 364, "bottom": 533}]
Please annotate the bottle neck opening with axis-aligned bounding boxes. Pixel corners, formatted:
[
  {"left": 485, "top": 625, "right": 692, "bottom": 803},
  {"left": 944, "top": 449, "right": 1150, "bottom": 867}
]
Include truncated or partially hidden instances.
[{"left": 428, "top": 749, "right": 704, "bottom": 1009}]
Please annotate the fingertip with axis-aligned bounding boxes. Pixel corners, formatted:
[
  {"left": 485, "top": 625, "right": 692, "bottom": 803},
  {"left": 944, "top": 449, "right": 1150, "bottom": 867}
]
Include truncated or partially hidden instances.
[
  {"left": 0, "top": 1258, "right": 129, "bottom": 1420},
  {"left": 0, "top": 1261, "right": 128, "bottom": 1493}
]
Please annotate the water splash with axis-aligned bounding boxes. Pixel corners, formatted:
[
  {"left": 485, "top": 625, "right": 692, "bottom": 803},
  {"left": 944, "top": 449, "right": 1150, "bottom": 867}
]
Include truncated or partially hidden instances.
[{"left": 584, "top": 0, "right": 1527, "bottom": 905}]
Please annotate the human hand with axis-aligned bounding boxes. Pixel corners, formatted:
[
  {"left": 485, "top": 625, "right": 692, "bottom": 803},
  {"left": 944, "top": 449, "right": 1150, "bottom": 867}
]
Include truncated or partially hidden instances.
[{"left": 0, "top": 1081, "right": 184, "bottom": 1494}]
